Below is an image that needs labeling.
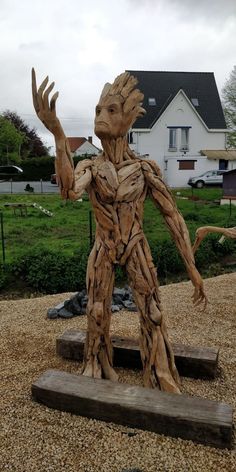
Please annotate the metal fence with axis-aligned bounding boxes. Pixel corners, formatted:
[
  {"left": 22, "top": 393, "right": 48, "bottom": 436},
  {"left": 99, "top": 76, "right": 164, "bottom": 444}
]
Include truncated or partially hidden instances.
[{"left": 0, "top": 180, "right": 59, "bottom": 195}]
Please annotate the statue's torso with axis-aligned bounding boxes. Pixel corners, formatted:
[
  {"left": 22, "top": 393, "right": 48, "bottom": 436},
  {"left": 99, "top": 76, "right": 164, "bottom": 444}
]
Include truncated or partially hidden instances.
[
  {"left": 91, "top": 157, "right": 145, "bottom": 202},
  {"left": 88, "top": 156, "right": 147, "bottom": 264}
]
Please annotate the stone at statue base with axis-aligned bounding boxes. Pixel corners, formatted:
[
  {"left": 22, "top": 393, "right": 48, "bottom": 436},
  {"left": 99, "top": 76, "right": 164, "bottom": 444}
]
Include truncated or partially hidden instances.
[{"left": 47, "top": 286, "right": 137, "bottom": 319}]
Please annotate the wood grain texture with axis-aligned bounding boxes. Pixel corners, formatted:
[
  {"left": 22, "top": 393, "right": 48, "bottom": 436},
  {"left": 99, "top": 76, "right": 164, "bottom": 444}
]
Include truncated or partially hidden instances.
[
  {"left": 32, "top": 69, "right": 209, "bottom": 392},
  {"left": 32, "top": 370, "right": 233, "bottom": 449},
  {"left": 193, "top": 226, "right": 236, "bottom": 253},
  {"left": 56, "top": 329, "right": 219, "bottom": 378}
]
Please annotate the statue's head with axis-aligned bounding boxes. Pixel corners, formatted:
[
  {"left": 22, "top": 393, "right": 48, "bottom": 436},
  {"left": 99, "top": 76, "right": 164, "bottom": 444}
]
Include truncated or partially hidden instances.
[{"left": 94, "top": 72, "right": 146, "bottom": 139}]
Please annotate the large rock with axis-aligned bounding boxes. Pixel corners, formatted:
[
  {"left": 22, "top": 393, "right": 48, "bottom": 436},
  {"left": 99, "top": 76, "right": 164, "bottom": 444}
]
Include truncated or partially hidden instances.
[{"left": 47, "top": 286, "right": 137, "bottom": 319}]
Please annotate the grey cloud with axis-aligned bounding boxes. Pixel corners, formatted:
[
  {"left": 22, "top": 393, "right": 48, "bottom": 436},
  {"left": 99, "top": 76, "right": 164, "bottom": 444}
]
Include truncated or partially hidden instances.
[
  {"left": 19, "top": 41, "right": 46, "bottom": 51},
  {"left": 128, "top": 0, "right": 236, "bottom": 21}
]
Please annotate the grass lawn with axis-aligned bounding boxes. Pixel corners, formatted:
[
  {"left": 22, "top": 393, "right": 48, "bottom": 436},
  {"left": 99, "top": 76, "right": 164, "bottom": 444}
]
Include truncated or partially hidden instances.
[
  {"left": 0, "top": 193, "right": 92, "bottom": 263},
  {"left": 0, "top": 187, "right": 235, "bottom": 265}
]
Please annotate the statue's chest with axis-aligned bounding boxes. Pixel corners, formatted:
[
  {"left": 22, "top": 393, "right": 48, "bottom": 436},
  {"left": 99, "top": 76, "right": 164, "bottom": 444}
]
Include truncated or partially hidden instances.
[{"left": 92, "top": 160, "right": 145, "bottom": 203}]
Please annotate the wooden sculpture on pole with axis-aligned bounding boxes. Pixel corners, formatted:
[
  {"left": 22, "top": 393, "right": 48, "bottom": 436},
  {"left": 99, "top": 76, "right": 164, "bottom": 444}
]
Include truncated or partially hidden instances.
[
  {"left": 193, "top": 226, "right": 236, "bottom": 253},
  {"left": 32, "top": 69, "right": 206, "bottom": 393}
]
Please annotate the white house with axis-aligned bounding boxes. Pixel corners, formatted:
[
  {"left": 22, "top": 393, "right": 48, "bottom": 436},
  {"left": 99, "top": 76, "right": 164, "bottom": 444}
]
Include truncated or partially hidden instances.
[
  {"left": 127, "top": 70, "right": 236, "bottom": 187},
  {"left": 68, "top": 136, "right": 100, "bottom": 157}
]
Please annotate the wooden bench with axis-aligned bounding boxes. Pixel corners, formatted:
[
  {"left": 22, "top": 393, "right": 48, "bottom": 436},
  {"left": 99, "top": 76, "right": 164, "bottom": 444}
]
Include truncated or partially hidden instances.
[
  {"left": 4, "top": 202, "right": 53, "bottom": 217},
  {"left": 56, "top": 329, "right": 219, "bottom": 378},
  {"left": 32, "top": 369, "right": 233, "bottom": 448},
  {"left": 4, "top": 203, "right": 31, "bottom": 216}
]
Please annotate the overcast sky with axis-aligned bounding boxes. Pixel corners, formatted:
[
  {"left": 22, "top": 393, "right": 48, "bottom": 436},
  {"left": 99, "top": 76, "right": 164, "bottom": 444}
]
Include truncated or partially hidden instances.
[{"left": 0, "top": 0, "right": 236, "bottom": 151}]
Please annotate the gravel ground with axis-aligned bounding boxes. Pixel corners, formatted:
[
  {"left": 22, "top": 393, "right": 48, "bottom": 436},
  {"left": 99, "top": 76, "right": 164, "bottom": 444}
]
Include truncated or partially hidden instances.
[{"left": 1, "top": 273, "right": 236, "bottom": 472}]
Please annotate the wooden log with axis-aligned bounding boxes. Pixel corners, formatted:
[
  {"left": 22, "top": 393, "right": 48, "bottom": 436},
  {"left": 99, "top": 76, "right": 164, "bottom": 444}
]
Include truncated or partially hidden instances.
[
  {"left": 32, "top": 369, "right": 233, "bottom": 449},
  {"left": 56, "top": 329, "right": 219, "bottom": 378}
]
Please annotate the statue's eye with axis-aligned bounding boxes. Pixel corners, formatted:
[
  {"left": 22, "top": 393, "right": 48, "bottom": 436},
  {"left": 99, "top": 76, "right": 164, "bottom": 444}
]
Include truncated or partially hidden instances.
[
  {"left": 109, "top": 108, "right": 115, "bottom": 114},
  {"left": 96, "top": 107, "right": 101, "bottom": 116}
]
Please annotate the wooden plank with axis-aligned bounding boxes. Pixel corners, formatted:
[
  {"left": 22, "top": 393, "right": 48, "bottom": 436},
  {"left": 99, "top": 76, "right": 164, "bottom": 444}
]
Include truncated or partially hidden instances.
[
  {"left": 32, "top": 369, "right": 233, "bottom": 449},
  {"left": 56, "top": 329, "right": 219, "bottom": 378}
]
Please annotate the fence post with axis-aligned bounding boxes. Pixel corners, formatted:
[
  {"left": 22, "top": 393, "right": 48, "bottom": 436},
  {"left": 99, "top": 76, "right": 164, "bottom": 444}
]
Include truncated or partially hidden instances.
[
  {"left": 40, "top": 179, "right": 43, "bottom": 193},
  {"left": 0, "top": 212, "right": 6, "bottom": 265},
  {"left": 10, "top": 178, "right": 13, "bottom": 194}
]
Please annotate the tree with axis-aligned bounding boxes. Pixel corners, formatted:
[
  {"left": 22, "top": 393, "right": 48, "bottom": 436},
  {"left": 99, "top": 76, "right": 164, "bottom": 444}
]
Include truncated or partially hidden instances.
[
  {"left": 222, "top": 66, "right": 236, "bottom": 148},
  {"left": 2, "top": 110, "right": 48, "bottom": 158},
  {"left": 0, "top": 116, "right": 25, "bottom": 165}
]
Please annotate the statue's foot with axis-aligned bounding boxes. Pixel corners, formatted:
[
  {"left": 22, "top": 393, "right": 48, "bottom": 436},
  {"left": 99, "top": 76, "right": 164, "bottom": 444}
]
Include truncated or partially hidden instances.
[
  {"left": 143, "top": 368, "right": 181, "bottom": 393},
  {"left": 82, "top": 358, "right": 102, "bottom": 379},
  {"left": 82, "top": 352, "right": 118, "bottom": 382}
]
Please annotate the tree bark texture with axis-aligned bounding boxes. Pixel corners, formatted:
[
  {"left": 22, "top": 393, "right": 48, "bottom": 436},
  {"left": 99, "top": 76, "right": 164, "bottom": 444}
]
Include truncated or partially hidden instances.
[{"left": 32, "top": 69, "right": 207, "bottom": 394}]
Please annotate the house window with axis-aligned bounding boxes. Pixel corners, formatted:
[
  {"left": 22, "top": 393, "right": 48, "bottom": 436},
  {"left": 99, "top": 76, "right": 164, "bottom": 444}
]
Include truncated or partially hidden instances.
[
  {"left": 191, "top": 98, "right": 199, "bottom": 106},
  {"left": 148, "top": 97, "right": 156, "bottom": 106},
  {"left": 169, "top": 128, "right": 177, "bottom": 150},
  {"left": 178, "top": 160, "right": 196, "bottom": 170},
  {"left": 180, "top": 128, "right": 189, "bottom": 151},
  {"left": 127, "top": 131, "right": 133, "bottom": 144},
  {"left": 219, "top": 159, "right": 228, "bottom": 170}
]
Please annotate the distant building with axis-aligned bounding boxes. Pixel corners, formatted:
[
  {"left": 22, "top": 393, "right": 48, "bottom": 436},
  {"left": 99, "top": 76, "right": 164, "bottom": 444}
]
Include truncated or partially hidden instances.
[
  {"left": 68, "top": 136, "right": 100, "bottom": 157},
  {"left": 221, "top": 169, "right": 236, "bottom": 206},
  {"left": 127, "top": 70, "right": 236, "bottom": 187}
]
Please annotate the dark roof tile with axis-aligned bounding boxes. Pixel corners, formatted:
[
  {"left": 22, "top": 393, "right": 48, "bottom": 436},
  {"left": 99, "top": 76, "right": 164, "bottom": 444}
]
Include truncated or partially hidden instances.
[{"left": 126, "top": 71, "right": 226, "bottom": 130}]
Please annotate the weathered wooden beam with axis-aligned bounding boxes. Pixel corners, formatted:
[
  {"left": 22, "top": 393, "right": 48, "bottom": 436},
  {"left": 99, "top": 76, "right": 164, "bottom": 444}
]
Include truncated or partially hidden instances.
[
  {"left": 32, "top": 369, "right": 233, "bottom": 449},
  {"left": 56, "top": 329, "right": 219, "bottom": 378}
]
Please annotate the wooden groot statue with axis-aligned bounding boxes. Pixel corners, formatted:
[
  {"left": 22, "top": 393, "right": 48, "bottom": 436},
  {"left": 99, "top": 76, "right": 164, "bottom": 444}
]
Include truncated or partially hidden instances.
[{"left": 32, "top": 69, "right": 206, "bottom": 393}]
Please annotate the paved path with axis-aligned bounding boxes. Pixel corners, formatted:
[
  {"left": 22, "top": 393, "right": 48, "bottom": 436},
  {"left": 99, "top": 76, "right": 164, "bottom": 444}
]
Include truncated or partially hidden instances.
[{"left": 0, "top": 181, "right": 59, "bottom": 194}]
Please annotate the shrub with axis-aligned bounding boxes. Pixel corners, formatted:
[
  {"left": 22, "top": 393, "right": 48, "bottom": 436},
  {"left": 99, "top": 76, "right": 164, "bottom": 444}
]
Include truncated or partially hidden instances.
[
  {"left": 184, "top": 212, "right": 201, "bottom": 222},
  {"left": 0, "top": 266, "right": 7, "bottom": 289},
  {"left": 149, "top": 232, "right": 235, "bottom": 280},
  {"left": 9, "top": 230, "right": 236, "bottom": 295},
  {"left": 150, "top": 239, "right": 185, "bottom": 277},
  {"left": 16, "top": 154, "right": 91, "bottom": 181},
  {"left": 13, "top": 244, "right": 90, "bottom": 294},
  {"left": 19, "top": 156, "right": 55, "bottom": 181}
]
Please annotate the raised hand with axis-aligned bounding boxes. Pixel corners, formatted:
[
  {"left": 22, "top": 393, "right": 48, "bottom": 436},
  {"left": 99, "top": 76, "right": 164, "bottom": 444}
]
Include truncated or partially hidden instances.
[
  {"left": 32, "top": 68, "right": 63, "bottom": 137},
  {"left": 32, "top": 67, "right": 75, "bottom": 197}
]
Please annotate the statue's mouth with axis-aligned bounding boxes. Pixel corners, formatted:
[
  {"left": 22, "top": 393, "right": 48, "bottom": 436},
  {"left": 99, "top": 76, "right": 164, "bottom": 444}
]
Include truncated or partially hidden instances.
[{"left": 95, "top": 121, "right": 108, "bottom": 127}]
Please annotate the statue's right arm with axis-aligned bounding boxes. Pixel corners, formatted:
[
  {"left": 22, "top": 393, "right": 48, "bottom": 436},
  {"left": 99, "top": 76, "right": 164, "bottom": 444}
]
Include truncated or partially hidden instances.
[{"left": 31, "top": 68, "right": 92, "bottom": 200}]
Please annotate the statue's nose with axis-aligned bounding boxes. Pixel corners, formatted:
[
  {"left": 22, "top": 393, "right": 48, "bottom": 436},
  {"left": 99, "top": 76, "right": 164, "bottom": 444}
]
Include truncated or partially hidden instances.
[{"left": 97, "top": 108, "right": 109, "bottom": 122}]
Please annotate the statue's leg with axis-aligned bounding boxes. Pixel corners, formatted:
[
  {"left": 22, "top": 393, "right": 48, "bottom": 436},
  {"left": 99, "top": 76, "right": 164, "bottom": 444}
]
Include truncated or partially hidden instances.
[
  {"left": 82, "top": 241, "right": 118, "bottom": 382},
  {"left": 126, "top": 238, "right": 181, "bottom": 393}
]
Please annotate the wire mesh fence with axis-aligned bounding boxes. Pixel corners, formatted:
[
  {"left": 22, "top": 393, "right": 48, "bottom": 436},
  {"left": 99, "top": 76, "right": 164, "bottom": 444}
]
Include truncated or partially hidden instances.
[{"left": 0, "top": 179, "right": 59, "bottom": 194}]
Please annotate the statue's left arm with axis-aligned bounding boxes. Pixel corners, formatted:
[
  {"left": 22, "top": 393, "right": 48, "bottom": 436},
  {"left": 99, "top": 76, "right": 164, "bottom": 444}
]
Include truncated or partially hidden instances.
[{"left": 142, "top": 160, "right": 207, "bottom": 307}]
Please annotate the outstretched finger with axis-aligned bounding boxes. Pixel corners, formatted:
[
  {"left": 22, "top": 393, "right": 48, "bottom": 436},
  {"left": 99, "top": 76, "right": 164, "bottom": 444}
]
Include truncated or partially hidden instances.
[
  {"left": 43, "top": 81, "right": 55, "bottom": 111},
  {"left": 32, "top": 68, "right": 40, "bottom": 113},
  {"left": 38, "top": 76, "right": 49, "bottom": 110},
  {"left": 50, "top": 91, "right": 59, "bottom": 112}
]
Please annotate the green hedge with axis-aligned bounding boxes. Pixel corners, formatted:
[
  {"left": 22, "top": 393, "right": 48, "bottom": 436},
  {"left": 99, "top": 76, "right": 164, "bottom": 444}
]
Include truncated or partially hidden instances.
[
  {"left": 12, "top": 244, "right": 90, "bottom": 294},
  {"left": 2, "top": 233, "right": 233, "bottom": 294},
  {"left": 15, "top": 155, "right": 91, "bottom": 181},
  {"left": 15, "top": 156, "right": 55, "bottom": 181}
]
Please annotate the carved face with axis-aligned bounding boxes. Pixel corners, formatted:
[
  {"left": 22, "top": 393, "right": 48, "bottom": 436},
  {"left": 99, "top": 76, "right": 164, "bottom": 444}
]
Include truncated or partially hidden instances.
[{"left": 94, "top": 95, "right": 127, "bottom": 139}]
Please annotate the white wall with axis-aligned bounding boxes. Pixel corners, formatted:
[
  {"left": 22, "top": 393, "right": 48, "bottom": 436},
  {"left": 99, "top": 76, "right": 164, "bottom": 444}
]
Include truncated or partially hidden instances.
[
  {"left": 164, "top": 156, "right": 216, "bottom": 187},
  {"left": 131, "top": 91, "right": 233, "bottom": 187},
  {"left": 74, "top": 141, "right": 100, "bottom": 156}
]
